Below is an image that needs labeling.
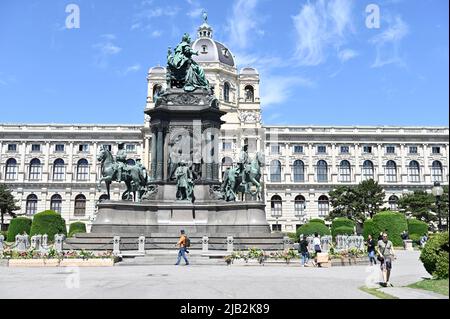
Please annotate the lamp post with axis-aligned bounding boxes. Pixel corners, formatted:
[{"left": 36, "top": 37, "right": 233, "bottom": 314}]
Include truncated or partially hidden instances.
[
  {"left": 432, "top": 181, "right": 444, "bottom": 231},
  {"left": 368, "top": 203, "right": 373, "bottom": 219}
]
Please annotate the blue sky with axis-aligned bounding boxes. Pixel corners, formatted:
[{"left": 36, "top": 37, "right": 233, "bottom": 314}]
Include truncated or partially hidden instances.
[{"left": 0, "top": 0, "right": 448, "bottom": 126}]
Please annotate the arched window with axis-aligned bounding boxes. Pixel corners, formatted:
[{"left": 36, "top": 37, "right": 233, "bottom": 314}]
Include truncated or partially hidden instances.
[
  {"left": 50, "top": 194, "right": 62, "bottom": 213},
  {"left": 293, "top": 160, "right": 305, "bottom": 182},
  {"left": 270, "top": 195, "right": 282, "bottom": 217},
  {"left": 318, "top": 195, "right": 329, "bottom": 216},
  {"left": 270, "top": 160, "right": 282, "bottom": 182},
  {"left": 339, "top": 160, "right": 351, "bottom": 182},
  {"left": 5, "top": 158, "right": 17, "bottom": 180},
  {"left": 153, "top": 84, "right": 162, "bottom": 101},
  {"left": 294, "top": 195, "right": 306, "bottom": 216},
  {"left": 244, "top": 85, "right": 254, "bottom": 102},
  {"left": 76, "top": 159, "right": 89, "bottom": 181},
  {"left": 317, "top": 160, "right": 328, "bottom": 182},
  {"left": 126, "top": 159, "right": 136, "bottom": 166},
  {"left": 26, "top": 194, "right": 38, "bottom": 215},
  {"left": 385, "top": 160, "right": 397, "bottom": 182},
  {"left": 53, "top": 158, "right": 65, "bottom": 181},
  {"left": 408, "top": 160, "right": 420, "bottom": 182},
  {"left": 29, "top": 158, "right": 41, "bottom": 180},
  {"left": 431, "top": 161, "right": 443, "bottom": 182},
  {"left": 388, "top": 195, "right": 399, "bottom": 211},
  {"left": 362, "top": 160, "right": 374, "bottom": 180},
  {"left": 221, "top": 157, "right": 233, "bottom": 179},
  {"left": 98, "top": 194, "right": 109, "bottom": 202},
  {"left": 74, "top": 194, "right": 86, "bottom": 216},
  {"left": 223, "top": 82, "right": 230, "bottom": 102}
]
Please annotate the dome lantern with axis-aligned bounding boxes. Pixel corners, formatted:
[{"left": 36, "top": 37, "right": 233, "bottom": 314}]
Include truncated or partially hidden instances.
[{"left": 197, "top": 11, "right": 213, "bottom": 39}]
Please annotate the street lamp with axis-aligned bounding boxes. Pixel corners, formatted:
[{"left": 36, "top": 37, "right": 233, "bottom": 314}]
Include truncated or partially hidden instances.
[
  {"left": 368, "top": 203, "right": 373, "bottom": 219},
  {"left": 432, "top": 181, "right": 444, "bottom": 231}
]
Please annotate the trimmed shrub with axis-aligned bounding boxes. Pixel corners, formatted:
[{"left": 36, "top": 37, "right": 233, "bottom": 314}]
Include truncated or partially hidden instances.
[
  {"left": 420, "top": 232, "right": 449, "bottom": 279},
  {"left": 309, "top": 218, "right": 325, "bottom": 224},
  {"left": 333, "top": 226, "right": 354, "bottom": 236},
  {"left": 331, "top": 218, "right": 355, "bottom": 237},
  {"left": 68, "top": 222, "right": 87, "bottom": 237},
  {"left": 407, "top": 219, "right": 428, "bottom": 242},
  {"left": 363, "top": 219, "right": 377, "bottom": 240},
  {"left": 296, "top": 222, "right": 330, "bottom": 238},
  {"left": 6, "top": 217, "right": 32, "bottom": 242},
  {"left": 372, "top": 211, "right": 408, "bottom": 246},
  {"left": 30, "top": 210, "right": 67, "bottom": 241}
]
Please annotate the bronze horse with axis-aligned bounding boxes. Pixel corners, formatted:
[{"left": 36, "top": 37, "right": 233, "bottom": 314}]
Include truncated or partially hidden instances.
[{"left": 97, "top": 147, "right": 147, "bottom": 202}]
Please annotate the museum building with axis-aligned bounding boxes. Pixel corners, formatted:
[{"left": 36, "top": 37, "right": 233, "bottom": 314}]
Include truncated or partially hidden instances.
[{"left": 0, "top": 20, "right": 448, "bottom": 232}]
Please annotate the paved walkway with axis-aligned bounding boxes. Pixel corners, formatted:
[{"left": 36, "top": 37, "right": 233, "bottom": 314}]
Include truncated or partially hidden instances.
[
  {"left": 0, "top": 250, "right": 439, "bottom": 299},
  {"left": 379, "top": 287, "right": 448, "bottom": 299}
]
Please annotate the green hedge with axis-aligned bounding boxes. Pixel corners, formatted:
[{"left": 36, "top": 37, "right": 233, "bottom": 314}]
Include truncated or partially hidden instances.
[
  {"left": 68, "top": 222, "right": 87, "bottom": 237},
  {"left": 331, "top": 218, "right": 355, "bottom": 237},
  {"left": 372, "top": 211, "right": 408, "bottom": 246},
  {"left": 296, "top": 222, "right": 330, "bottom": 238},
  {"left": 333, "top": 226, "right": 354, "bottom": 236},
  {"left": 309, "top": 218, "right": 325, "bottom": 224},
  {"left": 6, "top": 217, "right": 32, "bottom": 242},
  {"left": 30, "top": 210, "right": 67, "bottom": 241},
  {"left": 420, "top": 232, "right": 449, "bottom": 279},
  {"left": 407, "top": 219, "right": 428, "bottom": 242},
  {"left": 363, "top": 219, "right": 377, "bottom": 240}
]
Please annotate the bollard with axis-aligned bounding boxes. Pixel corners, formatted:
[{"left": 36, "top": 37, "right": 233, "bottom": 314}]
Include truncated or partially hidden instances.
[
  {"left": 202, "top": 236, "right": 209, "bottom": 253},
  {"left": 54, "top": 234, "right": 65, "bottom": 253},
  {"left": 113, "top": 236, "right": 121, "bottom": 255},
  {"left": 138, "top": 236, "right": 145, "bottom": 254},
  {"left": 226, "top": 236, "right": 234, "bottom": 253}
]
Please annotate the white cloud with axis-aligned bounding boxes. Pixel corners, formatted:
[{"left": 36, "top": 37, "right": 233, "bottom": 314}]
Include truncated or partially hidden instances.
[
  {"left": 260, "top": 76, "right": 315, "bottom": 108},
  {"left": 92, "top": 35, "right": 122, "bottom": 68},
  {"left": 338, "top": 49, "right": 358, "bottom": 62},
  {"left": 120, "top": 64, "right": 142, "bottom": 76},
  {"left": 292, "top": 0, "right": 354, "bottom": 66},
  {"left": 226, "top": 0, "right": 263, "bottom": 50},
  {"left": 150, "top": 30, "right": 162, "bottom": 38},
  {"left": 370, "top": 16, "right": 409, "bottom": 68},
  {"left": 131, "top": 6, "right": 180, "bottom": 31},
  {"left": 187, "top": 8, "right": 204, "bottom": 18}
]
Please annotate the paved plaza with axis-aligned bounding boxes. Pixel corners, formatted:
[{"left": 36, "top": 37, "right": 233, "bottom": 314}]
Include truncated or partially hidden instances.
[{"left": 1, "top": 250, "right": 445, "bottom": 299}]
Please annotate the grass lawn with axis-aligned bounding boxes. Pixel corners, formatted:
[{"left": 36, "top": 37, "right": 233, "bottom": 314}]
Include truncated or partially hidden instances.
[
  {"left": 408, "top": 279, "right": 449, "bottom": 296},
  {"left": 359, "top": 286, "right": 398, "bottom": 299}
]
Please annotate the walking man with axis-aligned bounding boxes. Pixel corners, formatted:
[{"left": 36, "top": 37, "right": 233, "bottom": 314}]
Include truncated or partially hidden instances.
[
  {"left": 376, "top": 232, "right": 396, "bottom": 287},
  {"left": 298, "top": 235, "right": 309, "bottom": 267},
  {"left": 174, "top": 229, "right": 189, "bottom": 266},
  {"left": 366, "top": 234, "right": 377, "bottom": 266}
]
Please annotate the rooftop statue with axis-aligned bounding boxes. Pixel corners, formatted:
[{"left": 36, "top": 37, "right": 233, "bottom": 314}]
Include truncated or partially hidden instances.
[{"left": 166, "top": 33, "right": 210, "bottom": 92}]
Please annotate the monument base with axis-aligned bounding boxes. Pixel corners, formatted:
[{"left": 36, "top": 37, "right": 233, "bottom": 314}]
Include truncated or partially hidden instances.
[{"left": 91, "top": 200, "right": 270, "bottom": 234}]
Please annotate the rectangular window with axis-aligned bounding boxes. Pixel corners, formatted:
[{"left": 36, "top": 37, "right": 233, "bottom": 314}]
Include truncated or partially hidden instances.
[
  {"left": 7, "top": 144, "right": 17, "bottom": 152},
  {"left": 293, "top": 145, "right": 303, "bottom": 154},
  {"left": 102, "top": 144, "right": 111, "bottom": 152},
  {"left": 363, "top": 146, "right": 372, "bottom": 154},
  {"left": 79, "top": 144, "right": 89, "bottom": 152},
  {"left": 271, "top": 224, "right": 282, "bottom": 232},
  {"left": 31, "top": 144, "right": 41, "bottom": 152},
  {"left": 270, "top": 145, "right": 280, "bottom": 155},
  {"left": 340, "top": 146, "right": 349, "bottom": 154},
  {"left": 409, "top": 146, "right": 418, "bottom": 154},
  {"left": 55, "top": 144, "right": 65, "bottom": 152},
  {"left": 432, "top": 146, "right": 441, "bottom": 154},
  {"left": 317, "top": 145, "right": 326, "bottom": 154},
  {"left": 386, "top": 146, "right": 395, "bottom": 154},
  {"left": 222, "top": 141, "right": 232, "bottom": 150},
  {"left": 126, "top": 144, "right": 136, "bottom": 153}
]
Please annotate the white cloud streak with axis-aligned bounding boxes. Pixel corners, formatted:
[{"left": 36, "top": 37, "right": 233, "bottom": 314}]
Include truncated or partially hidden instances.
[
  {"left": 260, "top": 76, "right": 316, "bottom": 108},
  {"left": 292, "top": 0, "right": 354, "bottom": 66},
  {"left": 92, "top": 34, "right": 122, "bottom": 68},
  {"left": 226, "top": 0, "right": 263, "bottom": 50}
]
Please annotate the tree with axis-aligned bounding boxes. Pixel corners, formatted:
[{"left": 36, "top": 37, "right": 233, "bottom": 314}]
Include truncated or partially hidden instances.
[
  {"left": 0, "top": 184, "right": 20, "bottom": 231},
  {"left": 327, "top": 179, "right": 386, "bottom": 225},
  {"left": 398, "top": 190, "right": 435, "bottom": 223}
]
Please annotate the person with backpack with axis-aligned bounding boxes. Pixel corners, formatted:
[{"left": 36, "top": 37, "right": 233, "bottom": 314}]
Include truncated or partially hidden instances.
[
  {"left": 174, "top": 229, "right": 189, "bottom": 266},
  {"left": 376, "top": 232, "right": 396, "bottom": 287},
  {"left": 298, "top": 234, "right": 309, "bottom": 267},
  {"left": 312, "top": 232, "right": 322, "bottom": 267}
]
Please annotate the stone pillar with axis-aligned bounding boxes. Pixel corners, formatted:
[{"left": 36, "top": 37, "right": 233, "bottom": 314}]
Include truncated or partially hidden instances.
[
  {"left": 31, "top": 235, "right": 42, "bottom": 250},
  {"left": 138, "top": 236, "right": 145, "bottom": 254},
  {"left": 150, "top": 130, "right": 157, "bottom": 180},
  {"left": 54, "top": 234, "right": 65, "bottom": 253},
  {"left": 226, "top": 236, "right": 234, "bottom": 253},
  {"left": 42, "top": 234, "right": 48, "bottom": 247},
  {"left": 15, "top": 234, "right": 29, "bottom": 252},
  {"left": 202, "top": 236, "right": 209, "bottom": 252},
  {"left": 205, "top": 130, "right": 213, "bottom": 181},
  {"left": 0, "top": 234, "right": 4, "bottom": 254},
  {"left": 156, "top": 128, "right": 164, "bottom": 181},
  {"left": 113, "top": 236, "right": 121, "bottom": 255},
  {"left": 283, "top": 236, "right": 291, "bottom": 250}
]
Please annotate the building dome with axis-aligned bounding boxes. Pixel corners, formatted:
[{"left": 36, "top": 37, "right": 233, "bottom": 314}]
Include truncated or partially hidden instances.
[
  {"left": 191, "top": 13, "right": 235, "bottom": 67},
  {"left": 148, "top": 66, "right": 165, "bottom": 74}
]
